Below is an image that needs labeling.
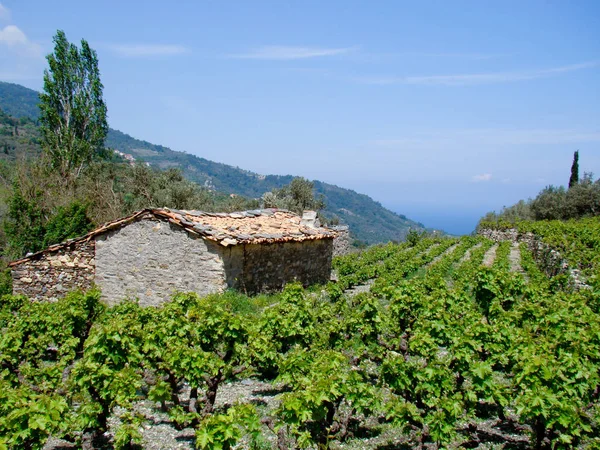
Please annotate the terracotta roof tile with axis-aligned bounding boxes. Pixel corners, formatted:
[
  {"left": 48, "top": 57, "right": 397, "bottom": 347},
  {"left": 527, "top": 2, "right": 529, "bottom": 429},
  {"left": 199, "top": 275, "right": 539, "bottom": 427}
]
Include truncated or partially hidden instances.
[{"left": 155, "top": 208, "right": 335, "bottom": 245}]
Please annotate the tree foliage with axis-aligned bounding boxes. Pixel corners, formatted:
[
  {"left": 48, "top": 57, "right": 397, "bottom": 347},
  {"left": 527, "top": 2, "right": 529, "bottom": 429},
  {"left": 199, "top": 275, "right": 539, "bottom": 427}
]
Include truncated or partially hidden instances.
[
  {"left": 1, "top": 157, "right": 259, "bottom": 258},
  {"left": 480, "top": 152, "right": 600, "bottom": 224},
  {"left": 42, "top": 201, "right": 93, "bottom": 248},
  {"left": 261, "top": 177, "right": 325, "bottom": 215},
  {"left": 3, "top": 181, "right": 46, "bottom": 256},
  {"left": 39, "top": 30, "right": 108, "bottom": 180}
]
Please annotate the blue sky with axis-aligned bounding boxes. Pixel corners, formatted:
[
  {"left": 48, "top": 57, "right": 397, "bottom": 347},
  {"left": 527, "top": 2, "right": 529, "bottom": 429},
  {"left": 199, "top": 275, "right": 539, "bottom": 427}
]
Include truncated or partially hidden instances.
[{"left": 1, "top": 1, "right": 599, "bottom": 234}]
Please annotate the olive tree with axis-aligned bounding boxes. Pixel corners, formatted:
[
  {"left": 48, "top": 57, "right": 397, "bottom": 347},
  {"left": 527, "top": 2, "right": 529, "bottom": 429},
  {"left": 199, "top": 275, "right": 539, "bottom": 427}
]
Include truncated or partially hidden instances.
[
  {"left": 261, "top": 177, "right": 325, "bottom": 215},
  {"left": 39, "top": 30, "right": 108, "bottom": 180}
]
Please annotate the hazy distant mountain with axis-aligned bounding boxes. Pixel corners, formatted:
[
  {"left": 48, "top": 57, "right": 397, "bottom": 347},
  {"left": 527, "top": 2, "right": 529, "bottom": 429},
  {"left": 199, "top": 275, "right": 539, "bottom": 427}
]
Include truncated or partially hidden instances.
[{"left": 0, "top": 81, "right": 432, "bottom": 244}]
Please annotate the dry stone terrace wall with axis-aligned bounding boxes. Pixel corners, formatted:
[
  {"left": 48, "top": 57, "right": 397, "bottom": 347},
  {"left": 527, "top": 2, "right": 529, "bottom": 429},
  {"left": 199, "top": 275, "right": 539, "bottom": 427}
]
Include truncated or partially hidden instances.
[
  {"left": 230, "top": 239, "right": 334, "bottom": 294},
  {"left": 10, "top": 241, "right": 95, "bottom": 301},
  {"left": 479, "top": 228, "right": 589, "bottom": 289},
  {"left": 95, "top": 219, "right": 227, "bottom": 306}
]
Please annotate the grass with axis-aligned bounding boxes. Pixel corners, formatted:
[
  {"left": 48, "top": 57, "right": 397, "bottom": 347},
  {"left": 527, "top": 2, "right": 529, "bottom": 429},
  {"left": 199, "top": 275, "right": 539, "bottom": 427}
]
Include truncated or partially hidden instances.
[{"left": 204, "top": 289, "right": 275, "bottom": 317}]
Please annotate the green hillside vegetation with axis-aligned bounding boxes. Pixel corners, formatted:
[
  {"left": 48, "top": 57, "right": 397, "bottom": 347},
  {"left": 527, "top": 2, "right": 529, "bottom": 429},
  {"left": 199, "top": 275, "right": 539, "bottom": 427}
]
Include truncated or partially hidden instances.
[
  {"left": 0, "top": 108, "right": 40, "bottom": 161},
  {"left": 0, "top": 81, "right": 430, "bottom": 245},
  {"left": 0, "top": 81, "right": 41, "bottom": 119}
]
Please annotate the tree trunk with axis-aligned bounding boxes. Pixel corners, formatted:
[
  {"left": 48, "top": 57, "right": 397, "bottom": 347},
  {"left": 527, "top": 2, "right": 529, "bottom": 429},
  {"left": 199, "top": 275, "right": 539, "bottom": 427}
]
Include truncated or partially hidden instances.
[
  {"left": 202, "top": 370, "right": 223, "bottom": 417},
  {"left": 167, "top": 372, "right": 181, "bottom": 407},
  {"left": 188, "top": 387, "right": 198, "bottom": 414},
  {"left": 534, "top": 417, "right": 548, "bottom": 450}
]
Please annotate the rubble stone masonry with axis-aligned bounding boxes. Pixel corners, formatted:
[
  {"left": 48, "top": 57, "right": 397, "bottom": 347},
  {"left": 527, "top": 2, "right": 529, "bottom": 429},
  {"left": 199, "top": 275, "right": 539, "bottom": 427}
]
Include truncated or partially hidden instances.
[
  {"left": 95, "top": 220, "right": 227, "bottom": 306},
  {"left": 329, "top": 226, "right": 352, "bottom": 257},
  {"left": 11, "top": 241, "right": 95, "bottom": 301},
  {"left": 226, "top": 238, "right": 333, "bottom": 294}
]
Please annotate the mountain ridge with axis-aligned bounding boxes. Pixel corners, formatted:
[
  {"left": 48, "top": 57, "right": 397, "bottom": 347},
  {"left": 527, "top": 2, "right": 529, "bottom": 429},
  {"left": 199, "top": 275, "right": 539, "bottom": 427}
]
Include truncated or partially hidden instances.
[{"left": 0, "top": 80, "right": 432, "bottom": 244}]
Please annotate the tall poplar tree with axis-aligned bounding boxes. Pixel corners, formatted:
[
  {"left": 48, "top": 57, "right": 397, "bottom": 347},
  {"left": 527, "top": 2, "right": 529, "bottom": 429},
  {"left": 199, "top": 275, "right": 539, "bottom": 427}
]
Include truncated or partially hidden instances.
[
  {"left": 39, "top": 30, "right": 108, "bottom": 180},
  {"left": 569, "top": 150, "right": 579, "bottom": 188}
]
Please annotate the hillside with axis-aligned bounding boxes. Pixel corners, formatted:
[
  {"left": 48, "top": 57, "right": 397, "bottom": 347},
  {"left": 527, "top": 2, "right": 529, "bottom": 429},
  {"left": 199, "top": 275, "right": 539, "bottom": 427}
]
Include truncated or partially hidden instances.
[
  {"left": 0, "top": 81, "right": 431, "bottom": 244},
  {"left": 0, "top": 109, "right": 40, "bottom": 161}
]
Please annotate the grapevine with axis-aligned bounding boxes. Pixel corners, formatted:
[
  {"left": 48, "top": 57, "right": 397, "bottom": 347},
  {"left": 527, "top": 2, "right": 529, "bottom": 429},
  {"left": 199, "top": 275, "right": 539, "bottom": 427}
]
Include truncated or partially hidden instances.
[{"left": 2, "top": 221, "right": 600, "bottom": 449}]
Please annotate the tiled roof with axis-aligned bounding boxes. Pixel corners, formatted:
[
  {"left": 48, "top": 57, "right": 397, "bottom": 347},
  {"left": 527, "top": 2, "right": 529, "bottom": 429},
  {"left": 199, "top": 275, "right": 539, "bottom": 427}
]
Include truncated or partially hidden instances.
[{"left": 9, "top": 208, "right": 336, "bottom": 266}]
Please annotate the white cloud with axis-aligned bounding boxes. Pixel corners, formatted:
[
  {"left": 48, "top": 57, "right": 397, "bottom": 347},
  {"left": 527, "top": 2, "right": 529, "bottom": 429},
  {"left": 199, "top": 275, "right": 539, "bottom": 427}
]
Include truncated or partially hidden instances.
[
  {"left": 0, "top": 25, "right": 44, "bottom": 81},
  {"left": 0, "top": 24, "right": 26, "bottom": 45},
  {"left": 472, "top": 173, "right": 492, "bottom": 182},
  {"left": 0, "top": 25, "right": 41, "bottom": 56},
  {"left": 108, "top": 44, "right": 190, "bottom": 57},
  {"left": 0, "top": 3, "right": 10, "bottom": 21},
  {"left": 358, "top": 62, "right": 598, "bottom": 86},
  {"left": 230, "top": 45, "right": 355, "bottom": 60}
]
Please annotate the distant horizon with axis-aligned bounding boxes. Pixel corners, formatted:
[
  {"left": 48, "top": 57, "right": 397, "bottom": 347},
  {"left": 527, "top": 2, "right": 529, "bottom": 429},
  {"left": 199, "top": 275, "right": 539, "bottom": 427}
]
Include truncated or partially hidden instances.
[{"left": 392, "top": 206, "right": 485, "bottom": 236}]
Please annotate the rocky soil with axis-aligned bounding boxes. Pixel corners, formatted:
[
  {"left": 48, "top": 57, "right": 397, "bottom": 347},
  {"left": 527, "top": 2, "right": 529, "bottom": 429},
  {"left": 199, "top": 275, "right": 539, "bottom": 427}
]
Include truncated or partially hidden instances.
[
  {"left": 44, "top": 379, "right": 281, "bottom": 450},
  {"left": 508, "top": 243, "right": 525, "bottom": 275},
  {"left": 481, "top": 244, "right": 498, "bottom": 267}
]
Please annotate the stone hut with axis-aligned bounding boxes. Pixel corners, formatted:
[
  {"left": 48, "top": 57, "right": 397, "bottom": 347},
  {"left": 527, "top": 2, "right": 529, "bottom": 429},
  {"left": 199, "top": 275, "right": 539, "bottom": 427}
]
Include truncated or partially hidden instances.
[{"left": 9, "top": 208, "right": 337, "bottom": 306}]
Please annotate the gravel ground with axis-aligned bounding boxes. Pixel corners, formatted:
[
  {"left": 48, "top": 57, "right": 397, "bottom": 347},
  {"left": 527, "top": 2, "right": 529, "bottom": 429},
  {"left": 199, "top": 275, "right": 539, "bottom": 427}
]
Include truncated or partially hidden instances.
[
  {"left": 482, "top": 244, "right": 498, "bottom": 267},
  {"left": 508, "top": 243, "right": 524, "bottom": 274},
  {"left": 44, "top": 379, "right": 281, "bottom": 450},
  {"left": 425, "top": 243, "right": 459, "bottom": 267},
  {"left": 458, "top": 243, "right": 482, "bottom": 264},
  {"left": 345, "top": 279, "right": 375, "bottom": 297}
]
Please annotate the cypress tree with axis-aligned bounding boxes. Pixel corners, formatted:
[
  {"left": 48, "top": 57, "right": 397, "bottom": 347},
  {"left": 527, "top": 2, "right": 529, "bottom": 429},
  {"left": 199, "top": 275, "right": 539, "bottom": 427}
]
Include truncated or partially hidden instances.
[{"left": 569, "top": 150, "right": 579, "bottom": 188}]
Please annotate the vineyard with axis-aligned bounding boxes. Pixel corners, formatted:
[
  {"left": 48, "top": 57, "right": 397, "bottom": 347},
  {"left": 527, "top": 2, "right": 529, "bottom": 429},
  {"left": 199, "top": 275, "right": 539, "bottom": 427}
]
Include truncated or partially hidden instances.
[{"left": 1, "top": 220, "right": 600, "bottom": 449}]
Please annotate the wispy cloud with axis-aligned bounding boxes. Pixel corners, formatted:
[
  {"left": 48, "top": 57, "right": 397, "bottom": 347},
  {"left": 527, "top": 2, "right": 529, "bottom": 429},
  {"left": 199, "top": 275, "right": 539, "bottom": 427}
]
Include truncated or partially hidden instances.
[
  {"left": 230, "top": 45, "right": 355, "bottom": 60},
  {"left": 0, "top": 25, "right": 42, "bottom": 57},
  {"left": 358, "top": 62, "right": 598, "bottom": 86},
  {"left": 472, "top": 173, "right": 492, "bottom": 182},
  {"left": 373, "top": 128, "right": 600, "bottom": 149},
  {"left": 399, "top": 51, "right": 511, "bottom": 60},
  {"left": 0, "top": 3, "right": 10, "bottom": 21},
  {"left": 107, "top": 44, "right": 190, "bottom": 57}
]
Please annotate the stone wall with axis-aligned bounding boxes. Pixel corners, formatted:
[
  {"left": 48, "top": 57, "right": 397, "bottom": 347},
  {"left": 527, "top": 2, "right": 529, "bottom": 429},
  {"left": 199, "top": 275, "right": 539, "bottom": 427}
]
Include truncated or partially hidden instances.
[
  {"left": 329, "top": 226, "right": 352, "bottom": 257},
  {"left": 227, "top": 238, "right": 333, "bottom": 294},
  {"left": 95, "top": 219, "right": 227, "bottom": 306},
  {"left": 10, "top": 241, "right": 95, "bottom": 301},
  {"left": 10, "top": 218, "right": 337, "bottom": 305},
  {"left": 479, "top": 228, "right": 588, "bottom": 289}
]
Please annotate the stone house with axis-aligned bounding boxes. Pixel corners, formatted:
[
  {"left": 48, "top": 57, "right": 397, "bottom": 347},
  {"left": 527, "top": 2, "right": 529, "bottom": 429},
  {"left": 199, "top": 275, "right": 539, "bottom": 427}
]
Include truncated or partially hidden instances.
[{"left": 9, "top": 208, "right": 338, "bottom": 306}]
